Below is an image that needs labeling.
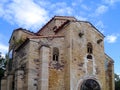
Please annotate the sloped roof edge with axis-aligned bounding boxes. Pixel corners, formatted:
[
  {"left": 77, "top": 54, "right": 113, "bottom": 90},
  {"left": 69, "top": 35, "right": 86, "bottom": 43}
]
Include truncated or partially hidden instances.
[
  {"left": 54, "top": 20, "right": 105, "bottom": 37},
  {"left": 9, "top": 28, "right": 35, "bottom": 43},
  {"left": 36, "top": 16, "right": 77, "bottom": 34},
  {"left": 105, "top": 53, "right": 114, "bottom": 63},
  {"left": 72, "top": 21, "right": 105, "bottom": 38}
]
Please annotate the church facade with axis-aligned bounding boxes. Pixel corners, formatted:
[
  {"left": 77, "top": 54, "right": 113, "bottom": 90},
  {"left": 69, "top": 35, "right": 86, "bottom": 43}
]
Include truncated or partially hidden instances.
[{"left": 1, "top": 16, "right": 114, "bottom": 90}]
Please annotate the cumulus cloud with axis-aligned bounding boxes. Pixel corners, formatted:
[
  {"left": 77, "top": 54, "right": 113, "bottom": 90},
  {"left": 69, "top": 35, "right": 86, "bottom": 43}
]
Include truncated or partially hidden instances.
[
  {"left": 0, "top": 0, "right": 76, "bottom": 31},
  {"left": 105, "top": 34, "right": 119, "bottom": 43},
  {"left": 95, "top": 5, "right": 108, "bottom": 16},
  {"left": 0, "top": 0, "right": 49, "bottom": 31}
]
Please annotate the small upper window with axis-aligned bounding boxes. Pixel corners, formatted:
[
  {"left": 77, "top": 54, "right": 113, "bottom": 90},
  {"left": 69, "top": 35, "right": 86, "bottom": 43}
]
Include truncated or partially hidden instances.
[
  {"left": 53, "top": 47, "right": 59, "bottom": 61},
  {"left": 87, "top": 42, "right": 93, "bottom": 54}
]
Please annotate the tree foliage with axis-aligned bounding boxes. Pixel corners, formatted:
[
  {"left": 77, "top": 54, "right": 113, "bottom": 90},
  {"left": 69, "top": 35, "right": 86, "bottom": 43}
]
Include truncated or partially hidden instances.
[
  {"left": 115, "top": 73, "right": 120, "bottom": 90},
  {"left": 0, "top": 52, "right": 7, "bottom": 79}
]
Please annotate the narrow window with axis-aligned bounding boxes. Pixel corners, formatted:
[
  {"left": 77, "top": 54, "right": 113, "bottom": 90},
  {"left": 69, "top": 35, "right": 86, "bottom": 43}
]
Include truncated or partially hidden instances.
[
  {"left": 53, "top": 47, "right": 59, "bottom": 61},
  {"left": 87, "top": 42, "right": 93, "bottom": 54}
]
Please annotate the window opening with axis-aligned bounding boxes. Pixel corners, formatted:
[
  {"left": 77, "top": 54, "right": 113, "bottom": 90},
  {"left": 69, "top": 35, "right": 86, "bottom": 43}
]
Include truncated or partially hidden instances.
[
  {"left": 87, "top": 42, "right": 93, "bottom": 54},
  {"left": 87, "top": 54, "right": 92, "bottom": 59},
  {"left": 53, "top": 47, "right": 59, "bottom": 61},
  {"left": 81, "top": 79, "right": 100, "bottom": 90}
]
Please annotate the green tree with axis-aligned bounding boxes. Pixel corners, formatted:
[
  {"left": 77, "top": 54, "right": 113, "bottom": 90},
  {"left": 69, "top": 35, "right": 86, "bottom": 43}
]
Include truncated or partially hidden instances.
[
  {"left": 0, "top": 52, "right": 5, "bottom": 78},
  {"left": 0, "top": 52, "right": 6, "bottom": 90},
  {"left": 115, "top": 73, "right": 120, "bottom": 90}
]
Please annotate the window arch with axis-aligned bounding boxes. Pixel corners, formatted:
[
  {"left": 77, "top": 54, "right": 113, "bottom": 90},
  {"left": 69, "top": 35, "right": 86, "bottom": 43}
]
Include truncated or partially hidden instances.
[
  {"left": 53, "top": 47, "right": 59, "bottom": 61},
  {"left": 87, "top": 54, "right": 92, "bottom": 59},
  {"left": 87, "top": 42, "right": 93, "bottom": 54},
  {"left": 80, "top": 79, "right": 100, "bottom": 90}
]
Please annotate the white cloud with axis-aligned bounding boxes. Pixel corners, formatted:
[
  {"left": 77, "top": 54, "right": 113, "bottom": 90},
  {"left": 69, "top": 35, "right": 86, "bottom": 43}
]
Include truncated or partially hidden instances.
[
  {"left": 103, "top": 0, "right": 120, "bottom": 5},
  {"left": 56, "top": 7, "right": 73, "bottom": 15},
  {"left": 95, "top": 5, "right": 108, "bottom": 16},
  {"left": 0, "top": 0, "right": 49, "bottom": 31},
  {"left": 0, "top": 1, "right": 76, "bottom": 31},
  {"left": 0, "top": 43, "right": 8, "bottom": 57},
  {"left": 50, "top": 2, "right": 73, "bottom": 15},
  {"left": 0, "top": 33, "right": 9, "bottom": 58},
  {"left": 105, "top": 34, "right": 119, "bottom": 43}
]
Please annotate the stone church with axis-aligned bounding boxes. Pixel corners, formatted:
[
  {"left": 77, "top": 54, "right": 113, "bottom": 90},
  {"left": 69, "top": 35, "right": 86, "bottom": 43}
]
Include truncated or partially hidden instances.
[{"left": 1, "top": 16, "right": 114, "bottom": 90}]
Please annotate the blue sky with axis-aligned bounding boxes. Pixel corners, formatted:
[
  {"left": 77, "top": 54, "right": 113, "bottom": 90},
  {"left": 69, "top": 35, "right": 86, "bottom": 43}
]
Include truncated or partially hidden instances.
[{"left": 0, "top": 0, "right": 120, "bottom": 74}]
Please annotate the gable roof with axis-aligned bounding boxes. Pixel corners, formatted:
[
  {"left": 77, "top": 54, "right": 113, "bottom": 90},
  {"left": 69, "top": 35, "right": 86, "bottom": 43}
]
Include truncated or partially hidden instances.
[
  {"left": 36, "top": 16, "right": 77, "bottom": 34},
  {"left": 10, "top": 16, "right": 105, "bottom": 49},
  {"left": 69, "top": 20, "right": 105, "bottom": 38},
  {"left": 36, "top": 16, "right": 104, "bottom": 38},
  {"left": 53, "top": 20, "right": 105, "bottom": 38}
]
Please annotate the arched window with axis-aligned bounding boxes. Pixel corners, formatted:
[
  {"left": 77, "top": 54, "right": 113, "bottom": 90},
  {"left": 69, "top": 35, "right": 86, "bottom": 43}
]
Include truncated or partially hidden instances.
[
  {"left": 87, "top": 42, "right": 93, "bottom": 54},
  {"left": 53, "top": 47, "right": 59, "bottom": 61},
  {"left": 81, "top": 79, "right": 100, "bottom": 90},
  {"left": 87, "top": 54, "right": 92, "bottom": 59}
]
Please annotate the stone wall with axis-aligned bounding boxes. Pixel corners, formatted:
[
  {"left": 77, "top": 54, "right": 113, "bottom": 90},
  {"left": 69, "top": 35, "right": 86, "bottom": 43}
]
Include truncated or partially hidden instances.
[
  {"left": 54, "top": 21, "right": 108, "bottom": 90},
  {"left": 2, "top": 16, "right": 114, "bottom": 90},
  {"left": 105, "top": 55, "right": 114, "bottom": 90},
  {"left": 68, "top": 22, "right": 106, "bottom": 90},
  {"left": 38, "top": 16, "right": 76, "bottom": 36},
  {"left": 48, "top": 38, "right": 65, "bottom": 90},
  {"left": 1, "top": 78, "right": 7, "bottom": 90},
  {"left": 9, "top": 30, "right": 34, "bottom": 51},
  {"left": 26, "top": 37, "right": 66, "bottom": 90}
]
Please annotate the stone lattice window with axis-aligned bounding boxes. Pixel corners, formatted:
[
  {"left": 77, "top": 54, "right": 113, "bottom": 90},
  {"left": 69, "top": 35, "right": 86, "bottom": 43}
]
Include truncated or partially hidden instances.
[
  {"left": 87, "top": 42, "right": 93, "bottom": 54},
  {"left": 81, "top": 79, "right": 100, "bottom": 90},
  {"left": 53, "top": 47, "right": 59, "bottom": 61}
]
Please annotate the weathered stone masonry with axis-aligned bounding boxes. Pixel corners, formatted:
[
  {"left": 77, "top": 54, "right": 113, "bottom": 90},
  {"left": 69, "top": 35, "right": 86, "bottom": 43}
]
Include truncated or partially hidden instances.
[{"left": 1, "top": 16, "right": 114, "bottom": 90}]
